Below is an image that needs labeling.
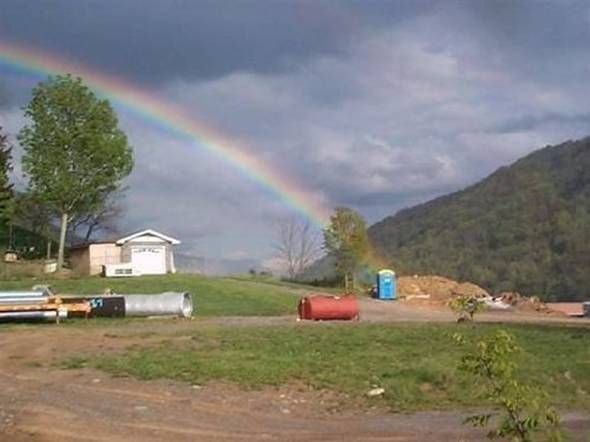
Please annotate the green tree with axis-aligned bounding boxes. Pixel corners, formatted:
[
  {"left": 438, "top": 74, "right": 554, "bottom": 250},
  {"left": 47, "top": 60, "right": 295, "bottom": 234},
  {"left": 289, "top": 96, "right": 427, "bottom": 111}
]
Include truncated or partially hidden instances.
[
  {"left": 323, "top": 207, "right": 369, "bottom": 291},
  {"left": 454, "top": 330, "right": 562, "bottom": 441},
  {"left": 0, "top": 126, "right": 14, "bottom": 227},
  {"left": 449, "top": 295, "right": 487, "bottom": 322},
  {"left": 19, "top": 75, "right": 133, "bottom": 269}
]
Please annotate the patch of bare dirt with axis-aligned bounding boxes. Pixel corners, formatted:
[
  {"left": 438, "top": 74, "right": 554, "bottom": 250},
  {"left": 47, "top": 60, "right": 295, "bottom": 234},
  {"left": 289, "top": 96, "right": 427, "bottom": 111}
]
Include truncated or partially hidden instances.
[
  {"left": 496, "top": 291, "right": 564, "bottom": 314},
  {"left": 0, "top": 315, "right": 588, "bottom": 441}
]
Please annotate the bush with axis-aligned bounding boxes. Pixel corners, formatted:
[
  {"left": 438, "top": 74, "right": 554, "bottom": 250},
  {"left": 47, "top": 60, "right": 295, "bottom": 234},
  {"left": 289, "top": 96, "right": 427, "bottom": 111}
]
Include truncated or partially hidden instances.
[
  {"left": 454, "top": 330, "right": 563, "bottom": 441},
  {"left": 449, "top": 295, "right": 487, "bottom": 322}
]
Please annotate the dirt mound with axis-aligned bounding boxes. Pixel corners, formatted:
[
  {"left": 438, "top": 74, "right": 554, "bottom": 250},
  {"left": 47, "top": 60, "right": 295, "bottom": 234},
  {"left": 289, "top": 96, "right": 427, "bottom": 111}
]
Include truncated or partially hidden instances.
[
  {"left": 397, "top": 276, "right": 561, "bottom": 315},
  {"left": 397, "top": 275, "right": 489, "bottom": 304}
]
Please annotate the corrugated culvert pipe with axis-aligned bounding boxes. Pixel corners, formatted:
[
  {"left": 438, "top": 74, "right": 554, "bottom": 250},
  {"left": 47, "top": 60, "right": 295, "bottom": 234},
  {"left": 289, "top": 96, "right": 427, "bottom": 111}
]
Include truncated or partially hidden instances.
[{"left": 122, "top": 292, "right": 193, "bottom": 318}]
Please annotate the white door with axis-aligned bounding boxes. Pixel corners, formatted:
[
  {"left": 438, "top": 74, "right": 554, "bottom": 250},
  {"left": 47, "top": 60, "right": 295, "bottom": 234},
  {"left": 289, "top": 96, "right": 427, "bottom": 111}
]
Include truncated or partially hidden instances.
[{"left": 131, "top": 246, "right": 166, "bottom": 275}]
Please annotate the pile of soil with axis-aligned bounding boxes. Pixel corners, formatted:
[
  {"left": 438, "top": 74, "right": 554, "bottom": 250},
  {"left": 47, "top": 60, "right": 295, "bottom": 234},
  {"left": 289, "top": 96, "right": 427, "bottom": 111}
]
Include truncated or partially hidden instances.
[
  {"left": 397, "top": 275, "right": 489, "bottom": 305},
  {"left": 397, "top": 275, "right": 560, "bottom": 315}
]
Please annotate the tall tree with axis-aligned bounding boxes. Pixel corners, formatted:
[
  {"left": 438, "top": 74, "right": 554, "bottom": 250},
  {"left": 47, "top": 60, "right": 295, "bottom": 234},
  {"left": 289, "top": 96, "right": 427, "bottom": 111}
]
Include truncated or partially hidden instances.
[
  {"left": 0, "top": 126, "right": 14, "bottom": 227},
  {"left": 274, "top": 217, "right": 321, "bottom": 278},
  {"left": 323, "top": 207, "right": 369, "bottom": 291},
  {"left": 19, "top": 74, "right": 133, "bottom": 269}
]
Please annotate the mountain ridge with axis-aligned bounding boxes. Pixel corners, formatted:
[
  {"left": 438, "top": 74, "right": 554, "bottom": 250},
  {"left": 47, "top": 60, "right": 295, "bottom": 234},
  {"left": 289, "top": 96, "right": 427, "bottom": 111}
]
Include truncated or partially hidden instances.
[{"left": 368, "top": 136, "right": 590, "bottom": 300}]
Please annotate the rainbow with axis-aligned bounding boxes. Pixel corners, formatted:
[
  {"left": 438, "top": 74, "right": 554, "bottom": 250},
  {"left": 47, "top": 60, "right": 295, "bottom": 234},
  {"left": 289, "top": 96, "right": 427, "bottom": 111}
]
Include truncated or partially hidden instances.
[{"left": 0, "top": 40, "right": 332, "bottom": 227}]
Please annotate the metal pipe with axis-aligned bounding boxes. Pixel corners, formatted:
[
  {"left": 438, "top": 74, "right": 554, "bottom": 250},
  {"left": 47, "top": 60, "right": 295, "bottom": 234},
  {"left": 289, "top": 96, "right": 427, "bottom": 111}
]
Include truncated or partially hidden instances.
[
  {"left": 0, "top": 291, "right": 50, "bottom": 298},
  {"left": 122, "top": 292, "right": 193, "bottom": 318},
  {"left": 0, "top": 310, "right": 67, "bottom": 321},
  {"left": 0, "top": 297, "right": 50, "bottom": 305}
]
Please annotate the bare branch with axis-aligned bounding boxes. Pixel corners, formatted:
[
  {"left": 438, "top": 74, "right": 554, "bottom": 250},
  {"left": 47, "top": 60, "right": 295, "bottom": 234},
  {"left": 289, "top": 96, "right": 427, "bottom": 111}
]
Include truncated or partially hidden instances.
[
  {"left": 68, "top": 190, "right": 125, "bottom": 243},
  {"left": 273, "top": 216, "right": 322, "bottom": 278}
]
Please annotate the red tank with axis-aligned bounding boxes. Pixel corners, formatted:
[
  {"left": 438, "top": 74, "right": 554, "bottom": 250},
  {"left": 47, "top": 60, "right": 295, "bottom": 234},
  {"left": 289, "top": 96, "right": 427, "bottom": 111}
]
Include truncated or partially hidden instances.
[{"left": 298, "top": 294, "right": 359, "bottom": 321}]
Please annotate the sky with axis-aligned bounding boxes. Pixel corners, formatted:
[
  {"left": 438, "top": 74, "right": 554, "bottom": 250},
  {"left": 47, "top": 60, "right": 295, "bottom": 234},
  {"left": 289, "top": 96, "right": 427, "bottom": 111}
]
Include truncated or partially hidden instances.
[{"left": 0, "top": 1, "right": 589, "bottom": 272}]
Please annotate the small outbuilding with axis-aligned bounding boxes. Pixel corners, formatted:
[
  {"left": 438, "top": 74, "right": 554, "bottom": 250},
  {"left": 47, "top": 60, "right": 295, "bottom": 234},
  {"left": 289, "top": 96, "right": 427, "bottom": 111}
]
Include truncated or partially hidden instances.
[{"left": 70, "top": 229, "right": 180, "bottom": 276}]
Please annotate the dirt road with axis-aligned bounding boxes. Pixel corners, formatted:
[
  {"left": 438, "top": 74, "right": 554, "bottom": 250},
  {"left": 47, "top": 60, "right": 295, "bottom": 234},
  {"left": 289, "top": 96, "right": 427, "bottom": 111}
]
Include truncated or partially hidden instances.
[
  {"left": 0, "top": 301, "right": 588, "bottom": 441},
  {"left": 357, "top": 298, "right": 590, "bottom": 325}
]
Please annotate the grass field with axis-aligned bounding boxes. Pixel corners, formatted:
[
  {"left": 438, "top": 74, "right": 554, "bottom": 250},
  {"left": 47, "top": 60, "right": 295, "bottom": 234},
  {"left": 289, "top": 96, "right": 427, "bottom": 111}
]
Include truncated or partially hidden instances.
[
  {"left": 0, "top": 273, "right": 308, "bottom": 316},
  {"left": 65, "top": 322, "right": 590, "bottom": 412}
]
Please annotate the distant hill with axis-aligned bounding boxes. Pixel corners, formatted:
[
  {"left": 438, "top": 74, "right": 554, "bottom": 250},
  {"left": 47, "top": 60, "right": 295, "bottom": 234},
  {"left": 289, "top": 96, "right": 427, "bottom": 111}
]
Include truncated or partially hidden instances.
[{"left": 369, "top": 137, "right": 590, "bottom": 301}]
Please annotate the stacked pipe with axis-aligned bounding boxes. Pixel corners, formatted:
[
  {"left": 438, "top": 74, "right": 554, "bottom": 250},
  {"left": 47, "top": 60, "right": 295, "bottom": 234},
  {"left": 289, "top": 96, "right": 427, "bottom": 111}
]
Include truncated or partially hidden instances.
[
  {"left": 0, "top": 289, "right": 88, "bottom": 322},
  {"left": 0, "top": 290, "right": 193, "bottom": 322},
  {"left": 0, "top": 290, "right": 50, "bottom": 305}
]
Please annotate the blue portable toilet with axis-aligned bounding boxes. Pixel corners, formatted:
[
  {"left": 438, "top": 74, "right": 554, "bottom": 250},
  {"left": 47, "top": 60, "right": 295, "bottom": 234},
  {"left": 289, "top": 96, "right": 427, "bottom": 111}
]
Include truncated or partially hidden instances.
[{"left": 376, "top": 269, "right": 396, "bottom": 300}]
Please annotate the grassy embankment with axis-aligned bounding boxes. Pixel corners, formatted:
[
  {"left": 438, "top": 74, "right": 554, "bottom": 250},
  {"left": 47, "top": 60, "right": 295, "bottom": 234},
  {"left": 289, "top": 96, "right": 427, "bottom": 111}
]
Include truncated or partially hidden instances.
[
  {"left": 65, "top": 322, "right": 590, "bottom": 412},
  {"left": 0, "top": 273, "right": 310, "bottom": 316}
]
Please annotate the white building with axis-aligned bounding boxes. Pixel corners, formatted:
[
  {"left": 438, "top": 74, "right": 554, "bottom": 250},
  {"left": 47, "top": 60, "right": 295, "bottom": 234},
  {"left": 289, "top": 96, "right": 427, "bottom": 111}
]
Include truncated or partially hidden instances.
[{"left": 69, "top": 229, "right": 181, "bottom": 276}]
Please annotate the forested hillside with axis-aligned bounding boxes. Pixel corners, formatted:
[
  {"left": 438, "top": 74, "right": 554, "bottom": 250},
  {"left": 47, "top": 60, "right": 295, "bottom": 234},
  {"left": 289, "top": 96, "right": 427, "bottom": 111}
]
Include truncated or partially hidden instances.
[{"left": 369, "top": 137, "right": 590, "bottom": 300}]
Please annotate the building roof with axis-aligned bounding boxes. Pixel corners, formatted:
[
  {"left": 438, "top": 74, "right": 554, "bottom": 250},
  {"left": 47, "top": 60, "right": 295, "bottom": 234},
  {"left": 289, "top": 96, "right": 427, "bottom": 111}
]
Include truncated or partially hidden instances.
[
  {"left": 70, "top": 240, "right": 117, "bottom": 250},
  {"left": 70, "top": 229, "right": 181, "bottom": 250},
  {"left": 115, "top": 229, "right": 181, "bottom": 245}
]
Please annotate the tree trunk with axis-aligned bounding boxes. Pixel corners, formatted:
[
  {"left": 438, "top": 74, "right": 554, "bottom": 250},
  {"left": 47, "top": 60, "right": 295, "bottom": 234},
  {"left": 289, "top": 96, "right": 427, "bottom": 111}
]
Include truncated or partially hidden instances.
[
  {"left": 8, "top": 223, "right": 13, "bottom": 249},
  {"left": 84, "top": 224, "right": 94, "bottom": 242},
  {"left": 57, "top": 212, "right": 68, "bottom": 269},
  {"left": 344, "top": 273, "right": 349, "bottom": 292}
]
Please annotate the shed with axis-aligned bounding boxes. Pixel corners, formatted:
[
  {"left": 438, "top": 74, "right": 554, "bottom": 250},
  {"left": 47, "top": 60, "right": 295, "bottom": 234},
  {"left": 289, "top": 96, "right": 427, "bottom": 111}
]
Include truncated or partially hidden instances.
[{"left": 69, "top": 229, "right": 180, "bottom": 276}]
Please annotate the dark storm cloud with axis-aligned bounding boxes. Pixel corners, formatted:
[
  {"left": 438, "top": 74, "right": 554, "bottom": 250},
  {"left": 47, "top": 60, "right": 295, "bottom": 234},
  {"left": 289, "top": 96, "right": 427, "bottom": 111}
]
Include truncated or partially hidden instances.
[
  {"left": 442, "top": 1, "right": 590, "bottom": 85},
  {"left": 0, "top": 0, "right": 433, "bottom": 84},
  {"left": 464, "top": 1, "right": 590, "bottom": 57},
  {"left": 159, "top": 0, "right": 590, "bottom": 221}
]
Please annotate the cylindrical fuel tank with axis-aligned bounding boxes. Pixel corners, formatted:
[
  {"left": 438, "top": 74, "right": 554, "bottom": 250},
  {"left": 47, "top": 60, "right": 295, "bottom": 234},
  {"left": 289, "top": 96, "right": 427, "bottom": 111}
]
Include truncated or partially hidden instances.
[{"left": 298, "top": 295, "right": 359, "bottom": 321}]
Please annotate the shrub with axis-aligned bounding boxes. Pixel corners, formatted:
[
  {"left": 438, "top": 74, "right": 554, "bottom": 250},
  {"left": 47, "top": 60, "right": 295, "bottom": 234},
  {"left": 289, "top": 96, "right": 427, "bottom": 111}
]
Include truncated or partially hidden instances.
[
  {"left": 454, "top": 330, "right": 563, "bottom": 441},
  {"left": 449, "top": 295, "right": 487, "bottom": 322}
]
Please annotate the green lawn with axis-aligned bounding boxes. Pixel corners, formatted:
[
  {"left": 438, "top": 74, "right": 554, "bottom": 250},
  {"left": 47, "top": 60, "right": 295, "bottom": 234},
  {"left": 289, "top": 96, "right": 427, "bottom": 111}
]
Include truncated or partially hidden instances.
[
  {"left": 0, "top": 273, "right": 304, "bottom": 316},
  {"left": 67, "top": 322, "right": 590, "bottom": 412}
]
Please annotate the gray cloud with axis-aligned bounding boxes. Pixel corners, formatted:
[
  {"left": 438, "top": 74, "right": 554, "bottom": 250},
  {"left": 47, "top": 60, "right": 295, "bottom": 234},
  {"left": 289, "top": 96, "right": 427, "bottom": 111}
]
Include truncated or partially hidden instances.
[
  {"left": 0, "top": 0, "right": 432, "bottom": 85},
  {"left": 161, "top": 16, "right": 589, "bottom": 221},
  {"left": 0, "top": 84, "right": 7, "bottom": 108},
  {"left": 494, "top": 113, "right": 590, "bottom": 134}
]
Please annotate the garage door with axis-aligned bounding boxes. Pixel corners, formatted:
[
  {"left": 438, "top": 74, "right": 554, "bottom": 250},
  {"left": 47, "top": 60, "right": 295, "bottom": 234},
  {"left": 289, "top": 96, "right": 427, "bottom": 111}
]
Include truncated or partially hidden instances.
[{"left": 131, "top": 246, "right": 166, "bottom": 275}]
